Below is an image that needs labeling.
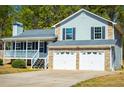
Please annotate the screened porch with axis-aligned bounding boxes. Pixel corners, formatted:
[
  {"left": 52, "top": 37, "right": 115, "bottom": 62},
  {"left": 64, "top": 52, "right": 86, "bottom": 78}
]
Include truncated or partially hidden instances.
[{"left": 4, "top": 40, "right": 48, "bottom": 59}]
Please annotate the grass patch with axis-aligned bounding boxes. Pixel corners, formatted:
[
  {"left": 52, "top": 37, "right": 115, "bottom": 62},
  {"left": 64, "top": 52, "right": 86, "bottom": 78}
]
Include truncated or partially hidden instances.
[
  {"left": 0, "top": 64, "right": 40, "bottom": 74},
  {"left": 72, "top": 71, "right": 124, "bottom": 87}
]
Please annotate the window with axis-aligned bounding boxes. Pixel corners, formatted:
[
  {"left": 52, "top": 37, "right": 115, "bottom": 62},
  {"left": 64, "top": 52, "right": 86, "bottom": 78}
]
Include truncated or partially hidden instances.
[
  {"left": 63, "top": 28, "right": 75, "bottom": 40},
  {"left": 87, "top": 52, "right": 91, "bottom": 54},
  {"left": 66, "top": 52, "right": 69, "bottom": 54},
  {"left": 91, "top": 26, "right": 105, "bottom": 40},
  {"left": 39, "top": 42, "right": 44, "bottom": 53},
  {"left": 61, "top": 52, "right": 64, "bottom": 54},
  {"left": 28, "top": 42, "right": 33, "bottom": 50},
  {"left": 66, "top": 28, "right": 73, "bottom": 40},
  {"left": 16, "top": 42, "right": 21, "bottom": 50},
  {"left": 94, "top": 27, "right": 102, "bottom": 39}
]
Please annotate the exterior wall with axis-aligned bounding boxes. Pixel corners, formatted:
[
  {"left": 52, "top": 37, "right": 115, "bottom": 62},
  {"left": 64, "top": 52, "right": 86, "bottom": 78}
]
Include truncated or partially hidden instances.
[
  {"left": 113, "top": 30, "right": 122, "bottom": 70},
  {"left": 105, "top": 49, "right": 110, "bottom": 70},
  {"left": 3, "top": 59, "right": 11, "bottom": 64},
  {"left": 108, "top": 23, "right": 114, "bottom": 39},
  {"left": 55, "top": 25, "right": 61, "bottom": 41},
  {"left": 48, "top": 50, "right": 53, "bottom": 69},
  {"left": 55, "top": 11, "right": 114, "bottom": 41},
  {"left": 48, "top": 48, "right": 111, "bottom": 71}
]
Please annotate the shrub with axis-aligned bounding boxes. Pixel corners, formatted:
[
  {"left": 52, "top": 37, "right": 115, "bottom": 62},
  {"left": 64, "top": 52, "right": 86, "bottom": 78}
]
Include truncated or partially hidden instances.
[
  {"left": 0, "top": 59, "right": 3, "bottom": 65},
  {"left": 12, "top": 59, "right": 26, "bottom": 68}
]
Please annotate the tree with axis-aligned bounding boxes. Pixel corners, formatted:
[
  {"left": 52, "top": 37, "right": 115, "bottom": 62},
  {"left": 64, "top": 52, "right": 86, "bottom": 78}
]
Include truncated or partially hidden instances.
[{"left": 0, "top": 6, "right": 14, "bottom": 37}]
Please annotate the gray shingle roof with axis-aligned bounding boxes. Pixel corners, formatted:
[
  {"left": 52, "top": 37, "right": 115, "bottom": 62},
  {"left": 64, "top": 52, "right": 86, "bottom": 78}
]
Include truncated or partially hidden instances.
[
  {"left": 13, "top": 28, "right": 55, "bottom": 38},
  {"left": 48, "top": 40, "right": 116, "bottom": 47}
]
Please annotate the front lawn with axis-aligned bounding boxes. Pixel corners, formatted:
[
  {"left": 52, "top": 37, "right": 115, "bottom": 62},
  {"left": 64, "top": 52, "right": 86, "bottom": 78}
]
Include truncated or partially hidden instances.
[
  {"left": 72, "top": 71, "right": 124, "bottom": 87},
  {"left": 0, "top": 64, "right": 39, "bottom": 74}
]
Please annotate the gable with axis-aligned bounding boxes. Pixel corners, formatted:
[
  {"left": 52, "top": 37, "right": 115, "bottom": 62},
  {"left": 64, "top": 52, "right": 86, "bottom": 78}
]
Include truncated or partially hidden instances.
[
  {"left": 56, "top": 10, "right": 110, "bottom": 40},
  {"left": 60, "top": 10, "right": 109, "bottom": 27},
  {"left": 53, "top": 9, "right": 116, "bottom": 27}
]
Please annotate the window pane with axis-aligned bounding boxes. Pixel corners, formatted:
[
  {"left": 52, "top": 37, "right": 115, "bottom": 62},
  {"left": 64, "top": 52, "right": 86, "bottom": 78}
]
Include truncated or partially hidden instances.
[
  {"left": 66, "top": 34, "right": 73, "bottom": 39},
  {"left": 66, "top": 28, "right": 72, "bottom": 33},
  {"left": 66, "top": 28, "right": 73, "bottom": 40},
  {"left": 94, "top": 27, "right": 102, "bottom": 39}
]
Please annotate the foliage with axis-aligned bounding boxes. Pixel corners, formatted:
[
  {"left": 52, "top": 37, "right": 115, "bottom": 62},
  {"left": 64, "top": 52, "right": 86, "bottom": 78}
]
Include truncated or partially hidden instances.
[
  {"left": 12, "top": 59, "right": 26, "bottom": 68},
  {"left": 0, "top": 5, "right": 124, "bottom": 37},
  {"left": 0, "top": 59, "right": 3, "bottom": 65},
  {"left": 0, "top": 64, "right": 39, "bottom": 74}
]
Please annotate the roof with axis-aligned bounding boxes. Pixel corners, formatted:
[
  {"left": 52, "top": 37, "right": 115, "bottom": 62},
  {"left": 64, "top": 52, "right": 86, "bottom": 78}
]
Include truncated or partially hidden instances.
[
  {"left": 52, "top": 8, "right": 116, "bottom": 27},
  {"left": 13, "top": 28, "right": 55, "bottom": 38},
  {"left": 2, "top": 28, "right": 56, "bottom": 41},
  {"left": 48, "top": 40, "right": 116, "bottom": 47}
]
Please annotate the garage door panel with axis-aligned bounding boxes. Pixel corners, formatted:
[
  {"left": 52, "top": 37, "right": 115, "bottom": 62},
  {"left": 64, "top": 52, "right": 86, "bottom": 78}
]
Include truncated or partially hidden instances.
[
  {"left": 79, "top": 51, "right": 105, "bottom": 71},
  {"left": 53, "top": 52, "right": 76, "bottom": 70}
]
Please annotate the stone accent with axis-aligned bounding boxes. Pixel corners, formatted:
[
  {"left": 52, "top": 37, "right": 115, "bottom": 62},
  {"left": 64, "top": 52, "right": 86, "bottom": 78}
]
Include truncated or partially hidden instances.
[
  {"left": 3, "top": 59, "right": 11, "bottom": 64},
  {"left": 55, "top": 24, "right": 61, "bottom": 41},
  {"left": 108, "top": 23, "right": 113, "bottom": 39},
  {"left": 76, "top": 52, "right": 79, "bottom": 70},
  {"left": 48, "top": 48, "right": 111, "bottom": 71},
  {"left": 0, "top": 50, "right": 3, "bottom": 59},
  {"left": 105, "top": 49, "right": 110, "bottom": 71},
  {"left": 48, "top": 50, "right": 53, "bottom": 70}
]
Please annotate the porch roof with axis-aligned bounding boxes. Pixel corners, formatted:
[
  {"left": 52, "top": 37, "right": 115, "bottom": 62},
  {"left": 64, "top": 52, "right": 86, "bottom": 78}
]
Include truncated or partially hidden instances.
[
  {"left": 2, "top": 28, "right": 57, "bottom": 41},
  {"left": 48, "top": 40, "right": 116, "bottom": 48}
]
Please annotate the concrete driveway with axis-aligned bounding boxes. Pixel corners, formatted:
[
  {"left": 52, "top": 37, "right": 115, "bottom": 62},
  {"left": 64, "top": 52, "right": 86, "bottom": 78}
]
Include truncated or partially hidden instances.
[{"left": 0, "top": 70, "right": 113, "bottom": 87}]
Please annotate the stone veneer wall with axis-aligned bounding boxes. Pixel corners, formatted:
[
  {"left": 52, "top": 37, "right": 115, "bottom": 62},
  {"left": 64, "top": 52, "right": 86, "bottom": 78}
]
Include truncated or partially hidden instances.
[
  {"left": 55, "top": 25, "right": 61, "bottom": 41},
  {"left": 48, "top": 51, "right": 53, "bottom": 70},
  {"left": 105, "top": 49, "right": 110, "bottom": 71},
  {"left": 108, "top": 23, "right": 113, "bottom": 39},
  {"left": 0, "top": 50, "right": 3, "bottom": 59},
  {"left": 48, "top": 48, "right": 111, "bottom": 71}
]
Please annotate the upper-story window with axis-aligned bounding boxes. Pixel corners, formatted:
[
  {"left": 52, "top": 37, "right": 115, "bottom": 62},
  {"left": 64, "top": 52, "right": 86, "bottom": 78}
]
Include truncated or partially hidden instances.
[
  {"left": 62, "top": 27, "right": 76, "bottom": 40},
  {"left": 94, "top": 27, "right": 102, "bottom": 39},
  {"left": 91, "top": 26, "right": 105, "bottom": 40},
  {"left": 66, "top": 28, "right": 73, "bottom": 40}
]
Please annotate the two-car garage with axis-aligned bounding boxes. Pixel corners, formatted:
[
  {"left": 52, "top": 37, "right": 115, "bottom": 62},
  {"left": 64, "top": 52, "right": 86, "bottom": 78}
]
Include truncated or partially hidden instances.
[{"left": 52, "top": 51, "right": 105, "bottom": 71}]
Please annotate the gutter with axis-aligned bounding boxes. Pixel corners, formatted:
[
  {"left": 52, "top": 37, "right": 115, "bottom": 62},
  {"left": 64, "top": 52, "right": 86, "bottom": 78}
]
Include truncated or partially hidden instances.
[
  {"left": 48, "top": 44, "right": 115, "bottom": 49},
  {"left": 2, "top": 36, "right": 57, "bottom": 41}
]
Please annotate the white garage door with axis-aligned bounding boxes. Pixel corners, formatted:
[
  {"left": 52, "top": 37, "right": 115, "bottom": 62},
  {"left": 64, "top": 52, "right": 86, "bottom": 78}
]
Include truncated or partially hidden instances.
[
  {"left": 79, "top": 51, "right": 105, "bottom": 71},
  {"left": 53, "top": 52, "right": 76, "bottom": 70}
]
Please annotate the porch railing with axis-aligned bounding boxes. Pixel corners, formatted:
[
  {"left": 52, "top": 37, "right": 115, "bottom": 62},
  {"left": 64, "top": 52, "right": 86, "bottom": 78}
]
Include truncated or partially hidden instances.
[
  {"left": 4, "top": 50, "right": 37, "bottom": 58},
  {"left": 31, "top": 50, "right": 39, "bottom": 67}
]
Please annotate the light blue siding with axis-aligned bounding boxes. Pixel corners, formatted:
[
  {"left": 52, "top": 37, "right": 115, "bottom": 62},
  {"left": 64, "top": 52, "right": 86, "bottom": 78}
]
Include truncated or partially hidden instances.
[
  {"left": 113, "top": 30, "right": 122, "bottom": 70},
  {"left": 58, "top": 11, "right": 110, "bottom": 41}
]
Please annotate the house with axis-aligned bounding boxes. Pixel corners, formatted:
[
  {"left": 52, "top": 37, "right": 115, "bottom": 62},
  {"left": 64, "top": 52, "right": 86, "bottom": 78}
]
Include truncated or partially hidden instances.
[{"left": 2, "top": 8, "right": 124, "bottom": 71}]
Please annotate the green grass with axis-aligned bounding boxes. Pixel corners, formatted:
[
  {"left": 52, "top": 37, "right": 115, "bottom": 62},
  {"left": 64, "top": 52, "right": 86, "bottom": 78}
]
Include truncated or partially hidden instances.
[
  {"left": 0, "top": 64, "right": 40, "bottom": 74},
  {"left": 72, "top": 71, "right": 124, "bottom": 87}
]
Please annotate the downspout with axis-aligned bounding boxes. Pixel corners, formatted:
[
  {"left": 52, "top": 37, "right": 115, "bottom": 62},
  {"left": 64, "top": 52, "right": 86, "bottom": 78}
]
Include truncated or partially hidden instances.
[{"left": 110, "top": 45, "right": 114, "bottom": 71}]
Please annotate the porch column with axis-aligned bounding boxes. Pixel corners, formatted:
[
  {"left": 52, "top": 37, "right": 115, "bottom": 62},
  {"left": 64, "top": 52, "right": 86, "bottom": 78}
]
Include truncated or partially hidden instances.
[
  {"left": 3, "top": 41, "right": 6, "bottom": 58},
  {"left": 14, "top": 41, "right": 16, "bottom": 57},
  {"left": 11, "top": 42, "right": 13, "bottom": 50},
  {"left": 38, "top": 40, "right": 40, "bottom": 57},
  {"left": 26, "top": 40, "right": 28, "bottom": 58}
]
